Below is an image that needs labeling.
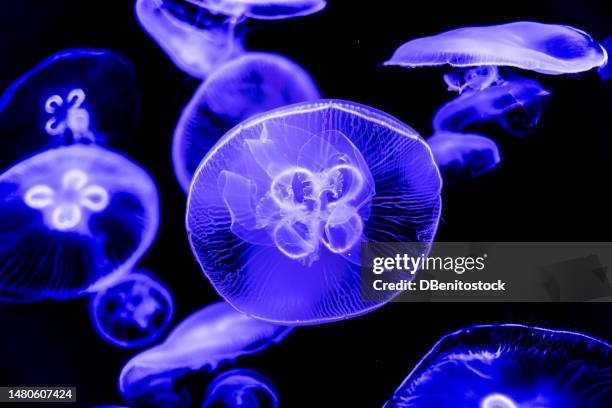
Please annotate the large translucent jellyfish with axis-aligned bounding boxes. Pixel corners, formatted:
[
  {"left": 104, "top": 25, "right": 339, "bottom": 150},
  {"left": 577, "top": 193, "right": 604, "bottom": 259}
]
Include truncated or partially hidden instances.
[
  {"left": 0, "top": 145, "right": 159, "bottom": 301},
  {"left": 119, "top": 301, "right": 291, "bottom": 403},
  {"left": 202, "top": 369, "right": 279, "bottom": 408},
  {"left": 186, "top": 100, "right": 442, "bottom": 324},
  {"left": 385, "top": 22, "right": 608, "bottom": 75},
  {"left": 89, "top": 270, "right": 174, "bottom": 348},
  {"left": 599, "top": 37, "right": 612, "bottom": 80},
  {"left": 433, "top": 75, "right": 551, "bottom": 136},
  {"left": 0, "top": 49, "right": 140, "bottom": 169},
  {"left": 427, "top": 131, "right": 501, "bottom": 182},
  {"left": 385, "top": 324, "right": 612, "bottom": 407},
  {"left": 173, "top": 52, "right": 320, "bottom": 192},
  {"left": 136, "top": 0, "right": 244, "bottom": 79},
  {"left": 162, "top": 0, "right": 326, "bottom": 21}
]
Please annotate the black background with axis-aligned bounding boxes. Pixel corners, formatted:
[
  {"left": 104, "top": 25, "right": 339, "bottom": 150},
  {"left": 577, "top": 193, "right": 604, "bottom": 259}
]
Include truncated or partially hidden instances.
[{"left": 1, "top": 1, "right": 612, "bottom": 407}]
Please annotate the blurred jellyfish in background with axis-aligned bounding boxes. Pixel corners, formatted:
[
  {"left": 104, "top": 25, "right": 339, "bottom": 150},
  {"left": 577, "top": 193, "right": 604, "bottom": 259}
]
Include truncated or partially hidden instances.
[
  {"left": 186, "top": 100, "right": 442, "bottom": 324},
  {"left": 173, "top": 52, "right": 320, "bottom": 191},
  {"left": 89, "top": 270, "right": 173, "bottom": 348},
  {"left": 599, "top": 37, "right": 612, "bottom": 80},
  {"left": 202, "top": 369, "right": 279, "bottom": 408},
  {"left": 135, "top": 0, "right": 326, "bottom": 79},
  {"left": 0, "top": 145, "right": 159, "bottom": 302},
  {"left": 0, "top": 49, "right": 140, "bottom": 170},
  {"left": 385, "top": 324, "right": 612, "bottom": 407},
  {"left": 119, "top": 301, "right": 291, "bottom": 405},
  {"left": 135, "top": 0, "right": 244, "bottom": 79},
  {"left": 385, "top": 21, "right": 608, "bottom": 75},
  {"left": 427, "top": 131, "right": 501, "bottom": 183},
  {"left": 433, "top": 73, "right": 551, "bottom": 136}
]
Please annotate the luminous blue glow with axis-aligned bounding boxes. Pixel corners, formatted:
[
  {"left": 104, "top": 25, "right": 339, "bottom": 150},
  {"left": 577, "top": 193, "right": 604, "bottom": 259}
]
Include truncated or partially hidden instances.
[
  {"left": 163, "top": 0, "right": 327, "bottom": 21},
  {"left": 136, "top": 0, "right": 244, "bottom": 79},
  {"left": 444, "top": 66, "right": 501, "bottom": 94},
  {"left": 385, "top": 324, "right": 612, "bottom": 407},
  {"left": 89, "top": 270, "right": 173, "bottom": 348},
  {"left": 433, "top": 74, "right": 550, "bottom": 136},
  {"left": 173, "top": 52, "right": 320, "bottom": 192},
  {"left": 428, "top": 131, "right": 501, "bottom": 182},
  {"left": 599, "top": 37, "right": 612, "bottom": 80},
  {"left": 186, "top": 100, "right": 442, "bottom": 325},
  {"left": 0, "top": 49, "right": 139, "bottom": 170},
  {"left": 202, "top": 369, "right": 279, "bottom": 408},
  {"left": 0, "top": 145, "right": 159, "bottom": 301},
  {"left": 119, "top": 301, "right": 291, "bottom": 403},
  {"left": 385, "top": 21, "right": 608, "bottom": 75}
]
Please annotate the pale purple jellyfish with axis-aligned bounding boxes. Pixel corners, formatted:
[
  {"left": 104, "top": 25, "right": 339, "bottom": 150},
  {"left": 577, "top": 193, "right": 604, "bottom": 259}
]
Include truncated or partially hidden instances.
[
  {"left": 427, "top": 131, "right": 501, "bottom": 182},
  {"left": 119, "top": 301, "right": 291, "bottom": 405},
  {"left": 433, "top": 74, "right": 551, "bottom": 136},
  {"left": 173, "top": 52, "right": 320, "bottom": 191},
  {"left": 385, "top": 21, "right": 608, "bottom": 75},
  {"left": 135, "top": 0, "right": 244, "bottom": 79},
  {"left": 0, "top": 145, "right": 159, "bottom": 301},
  {"left": 385, "top": 324, "right": 612, "bottom": 407},
  {"left": 89, "top": 270, "right": 174, "bottom": 348},
  {"left": 186, "top": 100, "right": 442, "bottom": 325},
  {"left": 0, "top": 49, "right": 140, "bottom": 170},
  {"left": 165, "top": 0, "right": 326, "bottom": 21},
  {"left": 202, "top": 368, "right": 279, "bottom": 408}
]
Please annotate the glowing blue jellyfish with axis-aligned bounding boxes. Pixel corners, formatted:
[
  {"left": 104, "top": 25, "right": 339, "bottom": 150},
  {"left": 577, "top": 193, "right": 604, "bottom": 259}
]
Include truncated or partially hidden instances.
[
  {"left": 119, "top": 301, "right": 291, "bottom": 403},
  {"left": 0, "top": 49, "right": 139, "bottom": 169},
  {"left": 428, "top": 131, "right": 500, "bottom": 182},
  {"left": 444, "top": 66, "right": 502, "bottom": 94},
  {"left": 599, "top": 37, "right": 612, "bottom": 80},
  {"left": 433, "top": 75, "right": 550, "bottom": 136},
  {"left": 186, "top": 100, "right": 442, "bottom": 324},
  {"left": 135, "top": 0, "right": 244, "bottom": 79},
  {"left": 173, "top": 52, "right": 320, "bottom": 191},
  {"left": 162, "top": 0, "right": 326, "bottom": 21},
  {"left": 0, "top": 145, "right": 159, "bottom": 301},
  {"left": 385, "top": 22, "right": 608, "bottom": 75},
  {"left": 89, "top": 270, "right": 173, "bottom": 348},
  {"left": 385, "top": 324, "right": 612, "bottom": 407},
  {"left": 202, "top": 369, "right": 279, "bottom": 408}
]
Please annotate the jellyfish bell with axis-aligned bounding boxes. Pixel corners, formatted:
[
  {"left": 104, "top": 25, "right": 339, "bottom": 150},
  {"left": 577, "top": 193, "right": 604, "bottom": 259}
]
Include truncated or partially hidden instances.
[
  {"left": 173, "top": 52, "right": 320, "bottom": 192},
  {"left": 0, "top": 49, "right": 140, "bottom": 170},
  {"left": 385, "top": 324, "right": 612, "bottom": 408},
  {"left": 119, "top": 301, "right": 291, "bottom": 402},
  {"left": 136, "top": 0, "right": 244, "bottom": 79},
  {"left": 385, "top": 21, "right": 608, "bottom": 75},
  {"left": 187, "top": 100, "right": 442, "bottom": 325},
  {"left": 89, "top": 270, "right": 174, "bottom": 348},
  {"left": 433, "top": 75, "right": 551, "bottom": 136},
  {"left": 427, "top": 131, "right": 501, "bottom": 182},
  {"left": 0, "top": 145, "right": 159, "bottom": 301},
  {"left": 164, "top": 0, "right": 326, "bottom": 21},
  {"left": 202, "top": 368, "right": 279, "bottom": 408}
]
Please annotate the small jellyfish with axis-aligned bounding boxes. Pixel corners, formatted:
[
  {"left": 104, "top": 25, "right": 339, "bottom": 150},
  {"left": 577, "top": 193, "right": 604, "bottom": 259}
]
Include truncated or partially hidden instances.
[
  {"left": 427, "top": 131, "right": 501, "bottom": 182},
  {"left": 173, "top": 52, "right": 321, "bottom": 192},
  {"left": 119, "top": 301, "right": 291, "bottom": 403},
  {"left": 433, "top": 75, "right": 551, "bottom": 136},
  {"left": 135, "top": 0, "right": 244, "bottom": 79},
  {"left": 0, "top": 145, "right": 159, "bottom": 301},
  {"left": 443, "top": 66, "right": 502, "bottom": 94},
  {"left": 186, "top": 100, "right": 442, "bottom": 324},
  {"left": 89, "top": 270, "right": 174, "bottom": 348},
  {"left": 385, "top": 21, "right": 608, "bottom": 75},
  {"left": 599, "top": 37, "right": 612, "bottom": 80},
  {"left": 385, "top": 324, "right": 612, "bottom": 407},
  {"left": 0, "top": 49, "right": 140, "bottom": 169},
  {"left": 202, "top": 369, "right": 279, "bottom": 408}
]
